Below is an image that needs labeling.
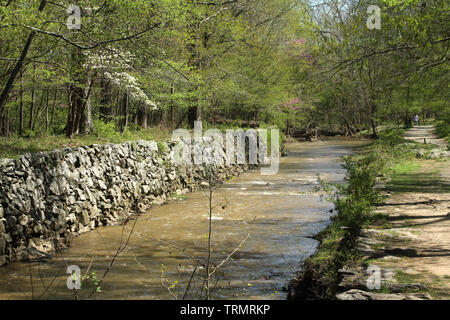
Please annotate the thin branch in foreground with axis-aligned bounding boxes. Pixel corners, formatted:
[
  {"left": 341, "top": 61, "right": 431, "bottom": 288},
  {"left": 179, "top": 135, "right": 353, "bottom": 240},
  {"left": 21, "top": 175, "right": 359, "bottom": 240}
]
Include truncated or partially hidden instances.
[
  {"left": 209, "top": 233, "right": 250, "bottom": 278},
  {"left": 182, "top": 263, "right": 199, "bottom": 300},
  {"left": 88, "top": 212, "right": 139, "bottom": 298},
  {"left": 36, "top": 263, "right": 65, "bottom": 300},
  {"left": 134, "top": 231, "right": 206, "bottom": 268},
  {"left": 23, "top": 22, "right": 161, "bottom": 51}
]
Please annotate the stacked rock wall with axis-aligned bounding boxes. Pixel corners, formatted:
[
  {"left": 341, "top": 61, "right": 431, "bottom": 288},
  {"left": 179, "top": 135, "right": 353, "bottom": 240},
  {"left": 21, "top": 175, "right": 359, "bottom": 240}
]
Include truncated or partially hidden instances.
[{"left": 0, "top": 140, "right": 253, "bottom": 266}]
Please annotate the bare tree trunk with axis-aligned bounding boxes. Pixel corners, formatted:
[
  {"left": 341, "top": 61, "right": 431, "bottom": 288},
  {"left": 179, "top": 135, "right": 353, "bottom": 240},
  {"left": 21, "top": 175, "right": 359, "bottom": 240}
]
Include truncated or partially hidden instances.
[
  {"left": 189, "top": 104, "right": 202, "bottom": 128},
  {"left": 6, "top": 108, "right": 9, "bottom": 137},
  {"left": 73, "top": 87, "right": 85, "bottom": 136},
  {"left": 66, "top": 86, "right": 75, "bottom": 138},
  {"left": 29, "top": 65, "right": 36, "bottom": 130},
  {"left": 120, "top": 91, "right": 129, "bottom": 132},
  {"left": 45, "top": 88, "right": 49, "bottom": 132},
  {"left": 50, "top": 89, "right": 57, "bottom": 126},
  {"left": 66, "top": 86, "right": 84, "bottom": 138},
  {"left": 1, "top": 108, "right": 10, "bottom": 137},
  {"left": 404, "top": 87, "right": 412, "bottom": 128},
  {"left": 81, "top": 76, "right": 94, "bottom": 134},
  {"left": 100, "top": 77, "right": 112, "bottom": 122},
  {"left": 19, "top": 69, "right": 24, "bottom": 136},
  {"left": 370, "top": 106, "right": 378, "bottom": 138},
  {"left": 137, "top": 104, "right": 147, "bottom": 130},
  {"left": 66, "top": 47, "right": 90, "bottom": 137},
  {"left": 82, "top": 90, "right": 93, "bottom": 134},
  {"left": 170, "top": 83, "right": 175, "bottom": 130}
]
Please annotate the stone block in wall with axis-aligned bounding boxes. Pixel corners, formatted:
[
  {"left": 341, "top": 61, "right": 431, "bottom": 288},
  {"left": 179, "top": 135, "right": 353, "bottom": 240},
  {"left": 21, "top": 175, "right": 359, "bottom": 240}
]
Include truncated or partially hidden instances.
[
  {"left": 0, "top": 237, "right": 6, "bottom": 255},
  {"left": 0, "top": 254, "right": 6, "bottom": 266}
]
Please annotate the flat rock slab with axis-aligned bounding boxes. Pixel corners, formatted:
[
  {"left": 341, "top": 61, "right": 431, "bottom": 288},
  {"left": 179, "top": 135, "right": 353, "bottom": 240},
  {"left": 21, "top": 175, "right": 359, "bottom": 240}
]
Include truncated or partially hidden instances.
[{"left": 336, "top": 289, "right": 432, "bottom": 300}]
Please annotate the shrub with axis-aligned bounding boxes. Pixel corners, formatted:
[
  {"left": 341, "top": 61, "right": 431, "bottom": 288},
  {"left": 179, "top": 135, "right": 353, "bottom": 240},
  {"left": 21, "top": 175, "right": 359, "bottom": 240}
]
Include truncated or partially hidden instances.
[
  {"left": 435, "top": 120, "right": 449, "bottom": 148},
  {"left": 377, "top": 128, "right": 405, "bottom": 147},
  {"left": 93, "top": 120, "right": 121, "bottom": 140}
]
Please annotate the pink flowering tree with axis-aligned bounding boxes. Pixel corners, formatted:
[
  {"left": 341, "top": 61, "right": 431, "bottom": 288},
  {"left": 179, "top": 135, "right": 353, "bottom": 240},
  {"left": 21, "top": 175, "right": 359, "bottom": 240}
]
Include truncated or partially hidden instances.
[
  {"left": 286, "top": 37, "right": 316, "bottom": 65},
  {"left": 276, "top": 97, "right": 303, "bottom": 135}
]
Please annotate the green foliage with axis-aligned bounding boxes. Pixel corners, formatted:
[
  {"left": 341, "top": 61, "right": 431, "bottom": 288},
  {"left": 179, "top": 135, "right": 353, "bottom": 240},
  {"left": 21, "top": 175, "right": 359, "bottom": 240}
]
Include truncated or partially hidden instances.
[
  {"left": 377, "top": 129, "right": 406, "bottom": 147},
  {"left": 321, "top": 131, "right": 409, "bottom": 231},
  {"left": 300, "top": 128, "right": 419, "bottom": 298},
  {"left": 171, "top": 193, "right": 186, "bottom": 200},
  {"left": 93, "top": 120, "right": 121, "bottom": 140},
  {"left": 157, "top": 141, "right": 168, "bottom": 154},
  {"left": 0, "top": 0, "right": 447, "bottom": 152},
  {"left": 0, "top": 126, "right": 170, "bottom": 159},
  {"left": 83, "top": 272, "right": 102, "bottom": 293},
  {"left": 435, "top": 120, "right": 450, "bottom": 147},
  {"left": 388, "top": 161, "right": 421, "bottom": 175}
]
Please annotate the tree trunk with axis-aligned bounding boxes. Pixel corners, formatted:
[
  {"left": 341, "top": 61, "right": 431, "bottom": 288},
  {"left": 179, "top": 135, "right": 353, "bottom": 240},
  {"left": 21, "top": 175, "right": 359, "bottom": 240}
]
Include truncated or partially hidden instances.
[
  {"left": 29, "top": 66, "right": 36, "bottom": 130},
  {"left": 369, "top": 100, "right": 378, "bottom": 138},
  {"left": 82, "top": 90, "right": 93, "bottom": 134},
  {"left": 137, "top": 104, "right": 147, "bottom": 130},
  {"left": 19, "top": 69, "right": 24, "bottom": 136},
  {"left": 119, "top": 91, "right": 129, "bottom": 132},
  {"left": 66, "top": 86, "right": 84, "bottom": 138},
  {"left": 0, "top": 0, "right": 47, "bottom": 116},
  {"left": 404, "top": 110, "right": 412, "bottom": 128},
  {"left": 45, "top": 88, "right": 49, "bottom": 132},
  {"left": 100, "top": 77, "right": 112, "bottom": 122},
  {"left": 403, "top": 87, "right": 412, "bottom": 128},
  {"left": 370, "top": 117, "right": 378, "bottom": 138},
  {"left": 50, "top": 89, "right": 57, "bottom": 126},
  {"left": 170, "top": 83, "right": 174, "bottom": 130},
  {"left": 81, "top": 77, "right": 94, "bottom": 134}
]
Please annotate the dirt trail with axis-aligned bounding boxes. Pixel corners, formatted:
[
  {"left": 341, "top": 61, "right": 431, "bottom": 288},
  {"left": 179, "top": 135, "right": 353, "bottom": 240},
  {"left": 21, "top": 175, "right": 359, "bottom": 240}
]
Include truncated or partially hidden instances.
[
  {"left": 336, "top": 126, "right": 450, "bottom": 300},
  {"left": 372, "top": 126, "right": 450, "bottom": 298},
  {"left": 404, "top": 125, "right": 448, "bottom": 149}
]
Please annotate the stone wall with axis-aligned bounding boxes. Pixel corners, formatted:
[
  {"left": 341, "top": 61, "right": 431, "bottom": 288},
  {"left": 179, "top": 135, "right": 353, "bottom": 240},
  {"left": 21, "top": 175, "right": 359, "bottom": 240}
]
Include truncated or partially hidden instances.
[{"left": 0, "top": 140, "right": 255, "bottom": 266}]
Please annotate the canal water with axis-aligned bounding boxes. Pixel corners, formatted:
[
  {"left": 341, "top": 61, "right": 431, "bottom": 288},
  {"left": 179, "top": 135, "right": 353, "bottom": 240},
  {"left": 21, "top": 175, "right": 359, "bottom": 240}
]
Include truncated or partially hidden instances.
[{"left": 0, "top": 139, "right": 365, "bottom": 300}]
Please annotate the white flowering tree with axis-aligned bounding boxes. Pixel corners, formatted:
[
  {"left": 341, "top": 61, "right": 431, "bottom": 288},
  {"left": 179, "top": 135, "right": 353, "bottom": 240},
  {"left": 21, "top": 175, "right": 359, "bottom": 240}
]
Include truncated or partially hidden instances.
[{"left": 84, "top": 49, "right": 159, "bottom": 132}]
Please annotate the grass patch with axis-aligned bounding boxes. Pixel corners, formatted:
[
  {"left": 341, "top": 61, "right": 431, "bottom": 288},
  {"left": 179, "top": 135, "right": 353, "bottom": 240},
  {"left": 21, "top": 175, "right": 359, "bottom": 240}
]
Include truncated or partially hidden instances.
[
  {"left": 395, "top": 270, "right": 422, "bottom": 283},
  {"left": 388, "top": 161, "right": 421, "bottom": 175},
  {"left": 394, "top": 270, "right": 450, "bottom": 299},
  {"left": 171, "top": 193, "right": 186, "bottom": 200},
  {"left": 0, "top": 125, "right": 172, "bottom": 159}
]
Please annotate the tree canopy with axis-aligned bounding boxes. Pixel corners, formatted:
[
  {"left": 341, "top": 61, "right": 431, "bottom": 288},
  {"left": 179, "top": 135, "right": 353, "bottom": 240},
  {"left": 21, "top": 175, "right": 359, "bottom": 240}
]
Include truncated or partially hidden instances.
[{"left": 0, "top": 0, "right": 448, "bottom": 142}]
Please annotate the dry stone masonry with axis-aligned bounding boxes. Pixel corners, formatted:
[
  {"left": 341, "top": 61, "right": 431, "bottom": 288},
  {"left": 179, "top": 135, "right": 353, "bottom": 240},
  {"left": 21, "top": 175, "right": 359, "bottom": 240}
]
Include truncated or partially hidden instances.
[{"left": 0, "top": 139, "right": 259, "bottom": 266}]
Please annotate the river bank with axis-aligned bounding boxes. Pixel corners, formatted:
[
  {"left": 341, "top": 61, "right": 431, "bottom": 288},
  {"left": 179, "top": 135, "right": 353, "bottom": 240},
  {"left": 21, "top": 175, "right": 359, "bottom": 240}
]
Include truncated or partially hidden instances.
[{"left": 288, "top": 126, "right": 450, "bottom": 300}]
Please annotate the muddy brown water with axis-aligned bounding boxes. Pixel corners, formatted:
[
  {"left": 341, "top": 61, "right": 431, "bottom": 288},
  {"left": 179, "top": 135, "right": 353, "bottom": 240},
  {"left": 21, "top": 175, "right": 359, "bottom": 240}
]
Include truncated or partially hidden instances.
[{"left": 0, "top": 139, "right": 366, "bottom": 300}]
